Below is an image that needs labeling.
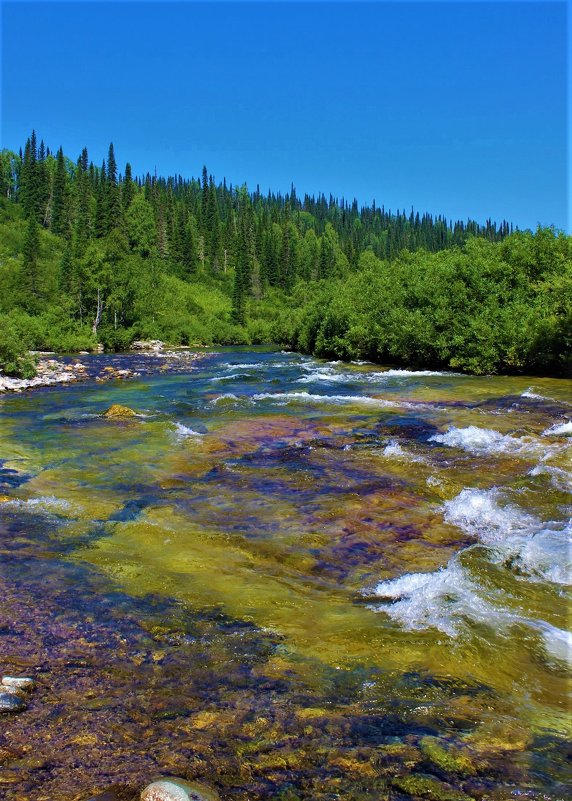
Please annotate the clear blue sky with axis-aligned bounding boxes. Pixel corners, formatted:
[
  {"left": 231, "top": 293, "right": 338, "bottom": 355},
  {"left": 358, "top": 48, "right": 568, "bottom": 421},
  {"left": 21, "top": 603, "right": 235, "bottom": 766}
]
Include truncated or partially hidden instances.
[{"left": 1, "top": 1, "right": 568, "bottom": 230}]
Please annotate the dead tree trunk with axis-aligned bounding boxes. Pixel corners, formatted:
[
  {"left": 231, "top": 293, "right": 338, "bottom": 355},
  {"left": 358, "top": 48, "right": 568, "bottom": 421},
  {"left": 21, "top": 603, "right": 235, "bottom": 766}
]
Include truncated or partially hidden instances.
[{"left": 92, "top": 287, "right": 103, "bottom": 336}]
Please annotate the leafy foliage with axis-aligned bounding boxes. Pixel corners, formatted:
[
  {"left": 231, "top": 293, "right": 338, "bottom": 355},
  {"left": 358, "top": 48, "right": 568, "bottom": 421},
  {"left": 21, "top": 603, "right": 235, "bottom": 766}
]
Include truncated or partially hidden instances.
[{"left": 0, "top": 132, "right": 570, "bottom": 377}]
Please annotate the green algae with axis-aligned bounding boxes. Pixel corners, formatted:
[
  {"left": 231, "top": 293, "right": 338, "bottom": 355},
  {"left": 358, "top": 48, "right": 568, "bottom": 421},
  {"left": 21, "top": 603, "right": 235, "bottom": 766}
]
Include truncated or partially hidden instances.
[
  {"left": 1, "top": 352, "right": 571, "bottom": 800},
  {"left": 419, "top": 737, "right": 476, "bottom": 776},
  {"left": 391, "top": 774, "right": 474, "bottom": 801}
]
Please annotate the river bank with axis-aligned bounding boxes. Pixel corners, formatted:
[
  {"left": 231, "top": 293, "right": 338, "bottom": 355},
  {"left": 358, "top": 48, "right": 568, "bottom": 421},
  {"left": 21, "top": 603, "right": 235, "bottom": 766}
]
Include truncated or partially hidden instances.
[{"left": 0, "top": 345, "right": 211, "bottom": 394}]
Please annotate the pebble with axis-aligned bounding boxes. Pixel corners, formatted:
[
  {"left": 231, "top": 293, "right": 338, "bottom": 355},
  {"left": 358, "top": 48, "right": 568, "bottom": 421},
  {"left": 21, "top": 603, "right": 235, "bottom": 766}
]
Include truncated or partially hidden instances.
[
  {"left": 141, "top": 778, "right": 219, "bottom": 801},
  {"left": 0, "top": 692, "right": 27, "bottom": 713}
]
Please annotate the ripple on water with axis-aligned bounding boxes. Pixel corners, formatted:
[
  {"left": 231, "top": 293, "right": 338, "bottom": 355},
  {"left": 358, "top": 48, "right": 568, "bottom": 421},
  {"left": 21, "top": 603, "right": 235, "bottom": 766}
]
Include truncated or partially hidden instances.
[{"left": 1, "top": 349, "right": 571, "bottom": 799}]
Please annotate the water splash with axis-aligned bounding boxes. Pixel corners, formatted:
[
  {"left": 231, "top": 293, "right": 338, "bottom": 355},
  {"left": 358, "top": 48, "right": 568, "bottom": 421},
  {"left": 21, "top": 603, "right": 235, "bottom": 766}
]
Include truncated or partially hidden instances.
[
  {"left": 429, "top": 425, "right": 566, "bottom": 458},
  {"left": 443, "top": 488, "right": 572, "bottom": 585}
]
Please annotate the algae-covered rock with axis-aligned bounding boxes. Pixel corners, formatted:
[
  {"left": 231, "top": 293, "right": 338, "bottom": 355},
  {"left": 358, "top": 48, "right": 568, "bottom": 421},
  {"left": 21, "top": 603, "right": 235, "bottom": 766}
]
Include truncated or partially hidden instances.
[
  {"left": 420, "top": 736, "right": 476, "bottom": 776},
  {"left": 391, "top": 773, "right": 474, "bottom": 801},
  {"left": 464, "top": 718, "right": 533, "bottom": 755},
  {"left": 141, "top": 778, "right": 219, "bottom": 801},
  {"left": 103, "top": 404, "right": 138, "bottom": 418}
]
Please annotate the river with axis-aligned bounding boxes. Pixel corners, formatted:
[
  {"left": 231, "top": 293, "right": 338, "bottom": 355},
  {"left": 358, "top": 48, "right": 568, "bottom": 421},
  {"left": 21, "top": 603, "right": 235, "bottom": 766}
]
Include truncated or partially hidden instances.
[{"left": 0, "top": 348, "right": 570, "bottom": 800}]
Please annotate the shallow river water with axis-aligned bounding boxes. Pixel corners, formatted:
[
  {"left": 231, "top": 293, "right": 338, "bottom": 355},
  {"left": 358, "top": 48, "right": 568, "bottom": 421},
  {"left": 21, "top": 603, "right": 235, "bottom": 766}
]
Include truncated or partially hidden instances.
[{"left": 0, "top": 348, "right": 570, "bottom": 800}]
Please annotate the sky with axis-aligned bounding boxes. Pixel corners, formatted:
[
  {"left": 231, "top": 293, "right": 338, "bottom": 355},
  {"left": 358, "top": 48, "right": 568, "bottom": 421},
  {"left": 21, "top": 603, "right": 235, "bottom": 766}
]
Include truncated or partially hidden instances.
[{"left": 1, "top": 1, "right": 568, "bottom": 231}]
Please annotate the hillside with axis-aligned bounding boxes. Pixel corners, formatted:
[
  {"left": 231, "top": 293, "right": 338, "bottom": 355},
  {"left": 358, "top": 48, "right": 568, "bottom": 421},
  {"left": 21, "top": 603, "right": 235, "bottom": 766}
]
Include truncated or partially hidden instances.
[{"left": 0, "top": 133, "right": 570, "bottom": 376}]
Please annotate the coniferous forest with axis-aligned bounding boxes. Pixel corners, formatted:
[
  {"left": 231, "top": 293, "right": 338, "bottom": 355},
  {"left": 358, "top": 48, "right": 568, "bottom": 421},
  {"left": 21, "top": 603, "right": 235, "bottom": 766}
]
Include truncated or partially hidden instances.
[{"left": 0, "top": 132, "right": 570, "bottom": 377}]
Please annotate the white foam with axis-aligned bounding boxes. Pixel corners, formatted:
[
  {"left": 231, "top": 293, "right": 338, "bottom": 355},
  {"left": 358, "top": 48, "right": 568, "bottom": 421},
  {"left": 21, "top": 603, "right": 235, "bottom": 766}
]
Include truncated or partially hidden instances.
[
  {"left": 221, "top": 362, "right": 264, "bottom": 370},
  {"left": 521, "top": 388, "right": 549, "bottom": 400},
  {"left": 209, "top": 393, "right": 246, "bottom": 406},
  {"left": 2, "top": 496, "right": 72, "bottom": 512},
  {"left": 297, "top": 367, "right": 452, "bottom": 385},
  {"left": 372, "top": 557, "right": 572, "bottom": 661},
  {"left": 296, "top": 368, "right": 349, "bottom": 384},
  {"left": 382, "top": 440, "right": 407, "bottom": 458},
  {"left": 172, "top": 422, "right": 203, "bottom": 440},
  {"left": 382, "top": 439, "right": 426, "bottom": 463},
  {"left": 543, "top": 420, "right": 572, "bottom": 436},
  {"left": 429, "top": 425, "right": 558, "bottom": 458},
  {"left": 528, "top": 464, "right": 572, "bottom": 492},
  {"left": 533, "top": 621, "right": 572, "bottom": 665},
  {"left": 370, "top": 368, "right": 451, "bottom": 378},
  {"left": 211, "top": 372, "right": 253, "bottom": 382},
  {"left": 251, "top": 391, "right": 400, "bottom": 408},
  {"left": 372, "top": 559, "right": 505, "bottom": 637},
  {"left": 443, "top": 489, "right": 572, "bottom": 585}
]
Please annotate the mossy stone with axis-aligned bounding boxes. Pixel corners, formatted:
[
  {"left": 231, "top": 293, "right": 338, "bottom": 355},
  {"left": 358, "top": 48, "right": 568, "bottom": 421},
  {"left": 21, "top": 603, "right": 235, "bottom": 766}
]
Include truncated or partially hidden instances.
[
  {"left": 103, "top": 404, "right": 138, "bottom": 418},
  {"left": 391, "top": 773, "right": 474, "bottom": 801},
  {"left": 420, "top": 736, "right": 476, "bottom": 776}
]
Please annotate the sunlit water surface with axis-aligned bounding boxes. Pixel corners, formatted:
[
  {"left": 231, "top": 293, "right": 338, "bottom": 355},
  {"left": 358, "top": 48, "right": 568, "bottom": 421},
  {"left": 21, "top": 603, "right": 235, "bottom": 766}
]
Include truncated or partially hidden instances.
[{"left": 0, "top": 349, "right": 570, "bottom": 800}]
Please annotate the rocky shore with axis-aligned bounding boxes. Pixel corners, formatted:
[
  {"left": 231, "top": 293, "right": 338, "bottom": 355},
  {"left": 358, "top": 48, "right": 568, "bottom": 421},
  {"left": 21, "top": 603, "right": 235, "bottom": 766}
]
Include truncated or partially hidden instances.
[{"left": 0, "top": 343, "right": 210, "bottom": 394}]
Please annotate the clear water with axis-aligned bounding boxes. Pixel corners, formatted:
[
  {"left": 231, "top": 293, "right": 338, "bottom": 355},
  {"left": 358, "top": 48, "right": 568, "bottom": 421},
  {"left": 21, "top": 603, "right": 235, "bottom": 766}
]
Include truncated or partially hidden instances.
[{"left": 0, "top": 348, "right": 570, "bottom": 800}]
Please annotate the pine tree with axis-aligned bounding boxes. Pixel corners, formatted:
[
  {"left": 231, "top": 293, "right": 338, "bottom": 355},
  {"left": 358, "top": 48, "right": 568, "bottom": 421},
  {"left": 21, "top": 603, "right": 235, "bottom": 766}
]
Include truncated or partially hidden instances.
[
  {"left": 51, "top": 147, "right": 69, "bottom": 236},
  {"left": 182, "top": 216, "right": 200, "bottom": 278},
  {"left": 122, "top": 162, "right": 135, "bottom": 211},
  {"left": 36, "top": 139, "right": 50, "bottom": 225},
  {"left": 59, "top": 240, "right": 76, "bottom": 295},
  {"left": 95, "top": 160, "right": 107, "bottom": 237},
  {"left": 205, "top": 178, "right": 221, "bottom": 269},
  {"left": 75, "top": 148, "right": 93, "bottom": 250},
  {"left": 105, "top": 142, "right": 121, "bottom": 232},
  {"left": 21, "top": 216, "right": 42, "bottom": 311}
]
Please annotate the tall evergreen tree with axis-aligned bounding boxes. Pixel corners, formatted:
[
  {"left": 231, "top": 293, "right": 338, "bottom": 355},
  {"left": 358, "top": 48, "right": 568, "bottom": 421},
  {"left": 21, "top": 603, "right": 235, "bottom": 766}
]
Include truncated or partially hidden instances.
[
  {"left": 95, "top": 160, "right": 107, "bottom": 237},
  {"left": 122, "top": 162, "right": 135, "bottom": 211},
  {"left": 51, "top": 147, "right": 69, "bottom": 236},
  {"left": 105, "top": 142, "right": 121, "bottom": 232},
  {"left": 21, "top": 216, "right": 42, "bottom": 312}
]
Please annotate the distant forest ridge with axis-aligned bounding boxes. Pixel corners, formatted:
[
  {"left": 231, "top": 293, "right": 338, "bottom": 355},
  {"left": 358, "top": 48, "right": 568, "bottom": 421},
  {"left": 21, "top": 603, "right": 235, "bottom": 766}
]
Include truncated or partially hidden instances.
[
  {"left": 2, "top": 131, "right": 514, "bottom": 264},
  {"left": 0, "top": 131, "right": 569, "bottom": 378}
]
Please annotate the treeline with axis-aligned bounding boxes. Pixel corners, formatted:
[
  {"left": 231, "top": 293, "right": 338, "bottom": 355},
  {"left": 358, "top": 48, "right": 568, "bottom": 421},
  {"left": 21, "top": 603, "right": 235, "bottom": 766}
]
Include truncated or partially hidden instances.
[{"left": 0, "top": 131, "right": 569, "bottom": 377}]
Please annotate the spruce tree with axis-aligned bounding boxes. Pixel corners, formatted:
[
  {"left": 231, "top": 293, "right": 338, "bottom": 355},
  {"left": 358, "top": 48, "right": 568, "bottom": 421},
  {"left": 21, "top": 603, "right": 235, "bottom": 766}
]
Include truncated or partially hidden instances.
[
  {"left": 36, "top": 139, "right": 50, "bottom": 225},
  {"left": 105, "top": 143, "right": 121, "bottom": 232},
  {"left": 51, "top": 147, "right": 69, "bottom": 236},
  {"left": 206, "top": 179, "right": 221, "bottom": 269},
  {"left": 75, "top": 149, "right": 93, "bottom": 250},
  {"left": 122, "top": 162, "right": 135, "bottom": 211},
  {"left": 95, "top": 160, "right": 107, "bottom": 237},
  {"left": 59, "top": 240, "right": 76, "bottom": 296},
  {"left": 21, "top": 216, "right": 42, "bottom": 312}
]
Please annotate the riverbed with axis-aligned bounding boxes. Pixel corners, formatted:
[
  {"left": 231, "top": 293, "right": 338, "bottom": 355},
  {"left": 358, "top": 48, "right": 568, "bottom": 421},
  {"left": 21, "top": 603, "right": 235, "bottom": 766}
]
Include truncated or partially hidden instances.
[{"left": 0, "top": 348, "right": 570, "bottom": 800}]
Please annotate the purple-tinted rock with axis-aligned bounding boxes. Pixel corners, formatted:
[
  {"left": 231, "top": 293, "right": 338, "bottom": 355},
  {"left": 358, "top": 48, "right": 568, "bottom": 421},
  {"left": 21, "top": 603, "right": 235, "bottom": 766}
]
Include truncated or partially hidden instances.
[{"left": 0, "top": 691, "right": 27, "bottom": 713}]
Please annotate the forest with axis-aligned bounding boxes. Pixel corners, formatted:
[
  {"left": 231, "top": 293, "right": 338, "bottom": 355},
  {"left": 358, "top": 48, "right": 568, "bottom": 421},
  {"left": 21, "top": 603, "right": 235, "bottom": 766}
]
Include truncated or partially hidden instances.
[{"left": 0, "top": 131, "right": 570, "bottom": 377}]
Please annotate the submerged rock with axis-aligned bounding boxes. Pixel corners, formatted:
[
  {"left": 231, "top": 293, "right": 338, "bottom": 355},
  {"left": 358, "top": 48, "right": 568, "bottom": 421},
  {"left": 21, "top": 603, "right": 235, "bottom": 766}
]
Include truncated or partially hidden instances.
[
  {"left": 391, "top": 773, "right": 473, "bottom": 801},
  {"left": 140, "top": 778, "right": 219, "bottom": 801},
  {"left": 420, "top": 735, "right": 476, "bottom": 776},
  {"left": 103, "top": 404, "right": 138, "bottom": 418},
  {"left": 2, "top": 676, "right": 36, "bottom": 692},
  {"left": 0, "top": 691, "right": 27, "bottom": 713}
]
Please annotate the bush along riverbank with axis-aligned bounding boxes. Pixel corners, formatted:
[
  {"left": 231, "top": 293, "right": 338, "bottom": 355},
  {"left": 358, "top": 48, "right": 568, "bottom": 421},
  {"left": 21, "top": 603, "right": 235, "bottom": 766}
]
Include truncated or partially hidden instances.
[{"left": 0, "top": 134, "right": 570, "bottom": 379}]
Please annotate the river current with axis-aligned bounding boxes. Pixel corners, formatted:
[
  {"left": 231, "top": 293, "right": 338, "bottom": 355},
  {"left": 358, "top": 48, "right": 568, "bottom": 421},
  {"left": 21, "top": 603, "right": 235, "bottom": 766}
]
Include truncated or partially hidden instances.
[{"left": 0, "top": 348, "right": 570, "bottom": 800}]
